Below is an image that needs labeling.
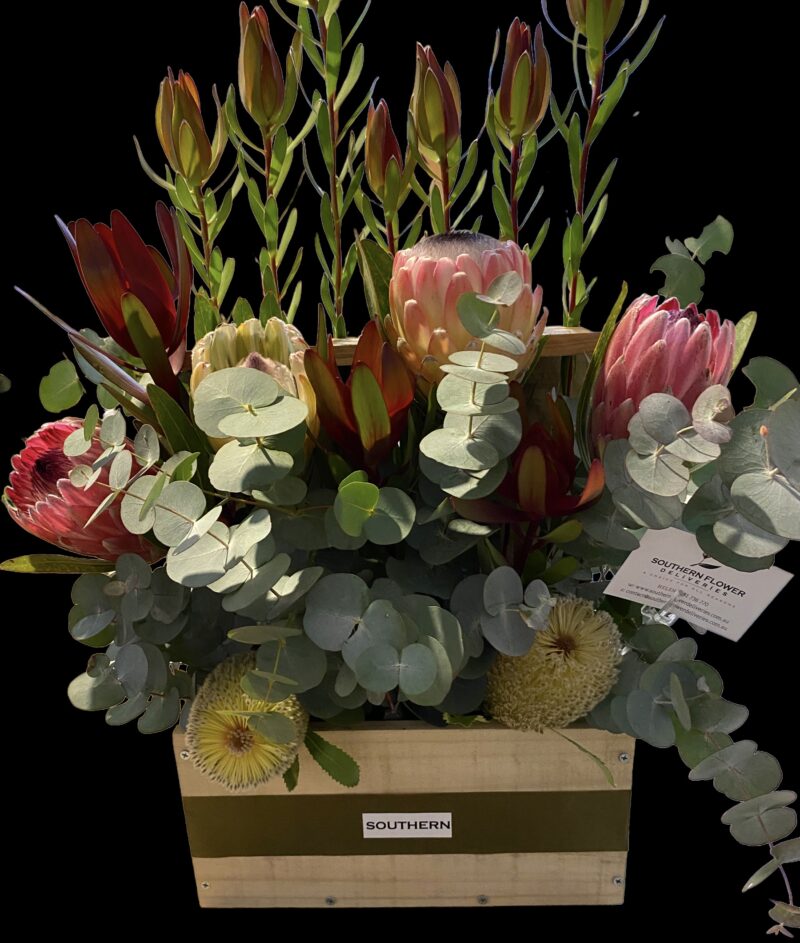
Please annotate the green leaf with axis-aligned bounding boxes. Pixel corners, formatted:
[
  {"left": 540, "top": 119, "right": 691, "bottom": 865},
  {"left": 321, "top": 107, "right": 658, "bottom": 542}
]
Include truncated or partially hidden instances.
[
  {"left": 685, "top": 215, "right": 734, "bottom": 264},
  {"left": 742, "top": 357, "right": 799, "bottom": 409},
  {"left": 553, "top": 730, "right": 616, "bottom": 787},
  {"left": 247, "top": 712, "right": 297, "bottom": 743},
  {"left": 137, "top": 687, "right": 181, "bottom": 734},
  {"left": 283, "top": 756, "right": 300, "bottom": 792},
  {"left": 0, "top": 554, "right": 113, "bottom": 574},
  {"left": 730, "top": 311, "right": 757, "bottom": 375},
  {"left": 148, "top": 385, "right": 209, "bottom": 463},
  {"left": 773, "top": 837, "right": 800, "bottom": 865},
  {"left": 721, "top": 791, "right": 797, "bottom": 847},
  {"left": 769, "top": 901, "right": 800, "bottom": 930},
  {"left": 121, "top": 293, "right": 175, "bottom": 393},
  {"left": 324, "top": 12, "right": 342, "bottom": 98},
  {"left": 68, "top": 654, "right": 125, "bottom": 712},
  {"left": 39, "top": 360, "right": 84, "bottom": 412},
  {"left": 741, "top": 857, "right": 781, "bottom": 893},
  {"left": 356, "top": 237, "right": 392, "bottom": 319},
  {"left": 713, "top": 750, "right": 784, "bottom": 802},
  {"left": 351, "top": 365, "right": 391, "bottom": 455},
  {"left": 304, "top": 729, "right": 360, "bottom": 787},
  {"left": 304, "top": 573, "right": 370, "bottom": 650},
  {"left": 675, "top": 728, "right": 733, "bottom": 769},
  {"left": 590, "top": 65, "right": 628, "bottom": 142},
  {"left": 650, "top": 254, "right": 705, "bottom": 306}
]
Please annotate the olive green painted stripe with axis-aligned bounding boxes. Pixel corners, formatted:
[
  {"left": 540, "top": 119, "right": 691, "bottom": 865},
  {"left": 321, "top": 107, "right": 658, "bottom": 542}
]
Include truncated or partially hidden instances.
[{"left": 183, "top": 791, "right": 631, "bottom": 858}]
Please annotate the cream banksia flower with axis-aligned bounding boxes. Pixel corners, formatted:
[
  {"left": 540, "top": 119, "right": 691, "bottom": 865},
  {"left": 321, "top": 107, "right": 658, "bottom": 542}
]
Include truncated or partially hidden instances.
[
  {"left": 186, "top": 653, "right": 309, "bottom": 791},
  {"left": 487, "top": 597, "right": 622, "bottom": 731}
]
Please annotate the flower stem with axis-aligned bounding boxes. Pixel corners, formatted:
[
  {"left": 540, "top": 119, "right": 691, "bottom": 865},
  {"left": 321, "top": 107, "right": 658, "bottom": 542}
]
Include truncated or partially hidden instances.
[
  {"left": 769, "top": 842, "right": 796, "bottom": 906},
  {"left": 385, "top": 209, "right": 396, "bottom": 255},
  {"left": 194, "top": 186, "right": 217, "bottom": 310},
  {"left": 509, "top": 143, "right": 520, "bottom": 243},
  {"left": 319, "top": 16, "right": 345, "bottom": 335},
  {"left": 567, "top": 56, "right": 606, "bottom": 320},
  {"left": 262, "top": 128, "right": 282, "bottom": 312},
  {"left": 439, "top": 161, "right": 451, "bottom": 232}
]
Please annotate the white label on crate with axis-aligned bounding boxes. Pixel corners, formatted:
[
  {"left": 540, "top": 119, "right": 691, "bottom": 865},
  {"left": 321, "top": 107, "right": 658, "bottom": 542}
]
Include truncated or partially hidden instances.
[
  {"left": 604, "top": 527, "right": 792, "bottom": 641},
  {"left": 362, "top": 812, "right": 453, "bottom": 838}
]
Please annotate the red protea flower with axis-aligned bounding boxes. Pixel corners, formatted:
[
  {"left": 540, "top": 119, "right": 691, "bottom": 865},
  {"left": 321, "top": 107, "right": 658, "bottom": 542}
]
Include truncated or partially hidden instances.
[
  {"left": 592, "top": 294, "right": 736, "bottom": 442},
  {"left": 4, "top": 419, "right": 161, "bottom": 562},
  {"left": 303, "top": 320, "right": 414, "bottom": 476}
]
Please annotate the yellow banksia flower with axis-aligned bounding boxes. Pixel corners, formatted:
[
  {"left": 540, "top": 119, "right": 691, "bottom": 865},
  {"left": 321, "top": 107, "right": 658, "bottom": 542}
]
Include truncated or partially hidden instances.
[
  {"left": 487, "top": 597, "right": 623, "bottom": 731},
  {"left": 185, "top": 653, "right": 309, "bottom": 791}
]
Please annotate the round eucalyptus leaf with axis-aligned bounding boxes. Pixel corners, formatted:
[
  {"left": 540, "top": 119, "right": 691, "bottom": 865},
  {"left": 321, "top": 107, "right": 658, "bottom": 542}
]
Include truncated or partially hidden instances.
[
  {"left": 264, "top": 566, "right": 325, "bottom": 620},
  {"left": 341, "top": 599, "right": 408, "bottom": 670},
  {"left": 480, "top": 328, "right": 528, "bottom": 355},
  {"left": 334, "top": 480, "right": 380, "bottom": 536},
  {"left": 692, "top": 385, "right": 734, "bottom": 443},
  {"left": 297, "top": 670, "right": 351, "bottom": 720},
  {"left": 253, "top": 476, "right": 308, "bottom": 506},
  {"left": 100, "top": 411, "right": 126, "bottom": 447},
  {"left": 656, "top": 637, "right": 698, "bottom": 662},
  {"left": 162, "top": 450, "right": 199, "bottom": 482},
  {"left": 626, "top": 689, "right": 676, "bottom": 748},
  {"left": 579, "top": 493, "right": 641, "bottom": 550},
  {"left": 721, "top": 790, "right": 797, "bottom": 825},
  {"left": 640, "top": 662, "right": 697, "bottom": 698},
  {"left": 689, "top": 740, "right": 757, "bottom": 781},
  {"left": 420, "top": 427, "right": 499, "bottom": 471},
  {"left": 221, "top": 553, "right": 291, "bottom": 612},
  {"left": 108, "top": 449, "right": 132, "bottom": 491},
  {"left": 626, "top": 449, "right": 690, "bottom": 496},
  {"left": 133, "top": 424, "right": 160, "bottom": 467},
  {"left": 68, "top": 659, "right": 125, "bottom": 712},
  {"left": 192, "top": 367, "right": 280, "bottom": 437},
  {"left": 69, "top": 606, "right": 116, "bottom": 643},
  {"left": 480, "top": 609, "right": 535, "bottom": 656},
  {"left": 773, "top": 838, "right": 800, "bottom": 866},
  {"left": 148, "top": 567, "right": 188, "bottom": 622},
  {"left": 397, "top": 643, "right": 438, "bottom": 697},
  {"left": 362, "top": 488, "right": 416, "bottom": 545},
  {"left": 218, "top": 394, "right": 307, "bottom": 439},
  {"left": 713, "top": 751, "right": 784, "bottom": 802},
  {"left": 436, "top": 675, "right": 487, "bottom": 714},
  {"left": 627, "top": 414, "right": 659, "bottom": 456},
  {"left": 137, "top": 687, "right": 182, "bottom": 734},
  {"left": 120, "top": 476, "right": 161, "bottom": 534},
  {"left": 401, "top": 598, "right": 465, "bottom": 673},
  {"left": 638, "top": 393, "right": 691, "bottom": 443},
  {"left": 629, "top": 623, "right": 678, "bottom": 661},
  {"left": 256, "top": 633, "right": 328, "bottom": 696},
  {"left": 690, "top": 697, "right": 747, "bottom": 735},
  {"left": 355, "top": 642, "right": 400, "bottom": 692},
  {"left": 666, "top": 431, "right": 721, "bottom": 463},
  {"left": 246, "top": 712, "right": 296, "bottom": 743},
  {"left": 105, "top": 692, "right": 149, "bottom": 726},
  {"left": 114, "top": 641, "right": 167, "bottom": 696},
  {"left": 209, "top": 538, "right": 275, "bottom": 594},
  {"left": 723, "top": 795, "right": 798, "bottom": 847},
  {"left": 229, "top": 624, "right": 302, "bottom": 643},
  {"left": 172, "top": 505, "right": 224, "bottom": 556},
  {"left": 478, "top": 271, "right": 524, "bottom": 306},
  {"left": 483, "top": 565, "right": 523, "bottom": 616},
  {"left": 152, "top": 480, "right": 206, "bottom": 546},
  {"left": 603, "top": 439, "right": 632, "bottom": 491},
  {"left": 304, "top": 573, "right": 370, "bottom": 650},
  {"left": 613, "top": 485, "right": 682, "bottom": 529},
  {"left": 439, "top": 363, "right": 510, "bottom": 386},
  {"left": 408, "top": 635, "right": 453, "bottom": 706},
  {"left": 323, "top": 507, "right": 368, "bottom": 550},
  {"left": 64, "top": 427, "right": 94, "bottom": 457},
  {"left": 209, "top": 440, "right": 293, "bottom": 492},
  {"left": 696, "top": 524, "right": 775, "bottom": 572},
  {"left": 419, "top": 454, "right": 507, "bottom": 500},
  {"left": 334, "top": 662, "right": 359, "bottom": 698},
  {"left": 227, "top": 509, "right": 273, "bottom": 566},
  {"left": 136, "top": 612, "right": 187, "bottom": 644},
  {"left": 743, "top": 357, "right": 799, "bottom": 408},
  {"left": 456, "top": 291, "right": 501, "bottom": 339},
  {"left": 675, "top": 728, "right": 733, "bottom": 769},
  {"left": 437, "top": 375, "right": 517, "bottom": 416},
  {"left": 447, "top": 350, "right": 519, "bottom": 373},
  {"left": 445, "top": 410, "right": 522, "bottom": 461},
  {"left": 682, "top": 476, "right": 732, "bottom": 532},
  {"left": 768, "top": 398, "right": 800, "bottom": 487},
  {"left": 716, "top": 409, "right": 772, "bottom": 486},
  {"left": 731, "top": 470, "right": 800, "bottom": 540},
  {"left": 166, "top": 521, "right": 230, "bottom": 587},
  {"left": 713, "top": 512, "right": 789, "bottom": 557}
]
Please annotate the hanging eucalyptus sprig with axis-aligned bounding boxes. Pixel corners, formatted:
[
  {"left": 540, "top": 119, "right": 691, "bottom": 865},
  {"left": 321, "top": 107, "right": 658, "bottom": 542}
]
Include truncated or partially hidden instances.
[
  {"left": 544, "top": 0, "right": 663, "bottom": 326},
  {"left": 136, "top": 69, "right": 240, "bottom": 339},
  {"left": 284, "top": 0, "right": 374, "bottom": 337},
  {"left": 220, "top": 4, "right": 308, "bottom": 327},
  {"left": 487, "top": 18, "right": 552, "bottom": 255}
]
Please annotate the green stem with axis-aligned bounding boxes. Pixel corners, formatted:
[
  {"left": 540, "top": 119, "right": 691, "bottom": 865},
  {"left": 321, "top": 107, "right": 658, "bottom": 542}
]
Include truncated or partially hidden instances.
[
  {"left": 262, "top": 128, "right": 282, "bottom": 311},
  {"left": 320, "top": 17, "right": 345, "bottom": 335},
  {"left": 194, "top": 186, "right": 217, "bottom": 310},
  {"left": 509, "top": 142, "right": 520, "bottom": 243},
  {"left": 439, "top": 160, "right": 451, "bottom": 232}
]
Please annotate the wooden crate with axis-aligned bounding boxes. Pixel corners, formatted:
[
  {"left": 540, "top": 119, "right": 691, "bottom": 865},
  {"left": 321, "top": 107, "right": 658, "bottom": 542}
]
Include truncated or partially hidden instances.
[{"left": 173, "top": 722, "right": 635, "bottom": 908}]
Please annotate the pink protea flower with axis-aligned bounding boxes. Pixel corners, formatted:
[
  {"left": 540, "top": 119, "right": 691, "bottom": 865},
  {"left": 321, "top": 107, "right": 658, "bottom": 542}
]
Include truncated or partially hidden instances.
[
  {"left": 387, "top": 231, "right": 547, "bottom": 384},
  {"left": 592, "top": 294, "right": 736, "bottom": 442},
  {"left": 4, "top": 419, "right": 161, "bottom": 561}
]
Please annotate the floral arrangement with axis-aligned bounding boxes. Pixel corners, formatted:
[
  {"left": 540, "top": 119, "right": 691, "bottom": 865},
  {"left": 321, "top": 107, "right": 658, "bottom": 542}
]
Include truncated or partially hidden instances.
[{"left": 3, "top": 0, "right": 798, "bottom": 929}]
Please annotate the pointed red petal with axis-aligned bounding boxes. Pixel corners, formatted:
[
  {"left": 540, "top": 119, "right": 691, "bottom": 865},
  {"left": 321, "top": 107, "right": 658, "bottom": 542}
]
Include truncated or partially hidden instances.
[{"left": 73, "top": 219, "right": 133, "bottom": 352}]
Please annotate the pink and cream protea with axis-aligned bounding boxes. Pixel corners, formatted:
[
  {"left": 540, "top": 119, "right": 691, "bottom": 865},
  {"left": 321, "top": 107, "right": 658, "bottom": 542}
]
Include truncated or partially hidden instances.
[
  {"left": 4, "top": 419, "right": 161, "bottom": 561},
  {"left": 592, "top": 294, "right": 736, "bottom": 442},
  {"left": 387, "top": 232, "right": 547, "bottom": 384}
]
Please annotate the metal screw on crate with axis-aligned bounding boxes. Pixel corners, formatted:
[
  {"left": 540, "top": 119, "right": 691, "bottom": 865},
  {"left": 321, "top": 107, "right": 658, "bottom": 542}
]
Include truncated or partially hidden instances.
[
  {"left": 325, "top": 897, "right": 337, "bottom": 906},
  {"left": 477, "top": 895, "right": 490, "bottom": 905},
  {"left": 618, "top": 752, "right": 630, "bottom": 763},
  {"left": 200, "top": 882, "right": 210, "bottom": 889},
  {"left": 180, "top": 750, "right": 190, "bottom": 760},
  {"left": 612, "top": 876, "right": 625, "bottom": 888}
]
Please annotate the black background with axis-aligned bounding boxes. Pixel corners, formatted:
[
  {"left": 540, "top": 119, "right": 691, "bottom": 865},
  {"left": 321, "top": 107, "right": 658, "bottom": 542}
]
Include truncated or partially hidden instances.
[{"left": 3, "top": 0, "right": 797, "bottom": 935}]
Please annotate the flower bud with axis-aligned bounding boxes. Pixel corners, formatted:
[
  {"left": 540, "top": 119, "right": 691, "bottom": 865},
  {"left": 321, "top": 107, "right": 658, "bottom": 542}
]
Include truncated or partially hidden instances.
[
  {"left": 497, "top": 20, "right": 551, "bottom": 146},
  {"left": 566, "top": 0, "right": 624, "bottom": 40},
  {"left": 238, "top": 4, "right": 286, "bottom": 132},
  {"left": 235, "top": 317, "right": 266, "bottom": 360},
  {"left": 410, "top": 44, "right": 461, "bottom": 178},
  {"left": 365, "top": 100, "right": 404, "bottom": 201},
  {"left": 155, "top": 69, "right": 226, "bottom": 187}
]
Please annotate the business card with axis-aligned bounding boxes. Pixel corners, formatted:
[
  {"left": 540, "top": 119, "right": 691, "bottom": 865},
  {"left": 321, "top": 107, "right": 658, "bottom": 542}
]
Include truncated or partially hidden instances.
[{"left": 604, "top": 527, "right": 792, "bottom": 641}]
